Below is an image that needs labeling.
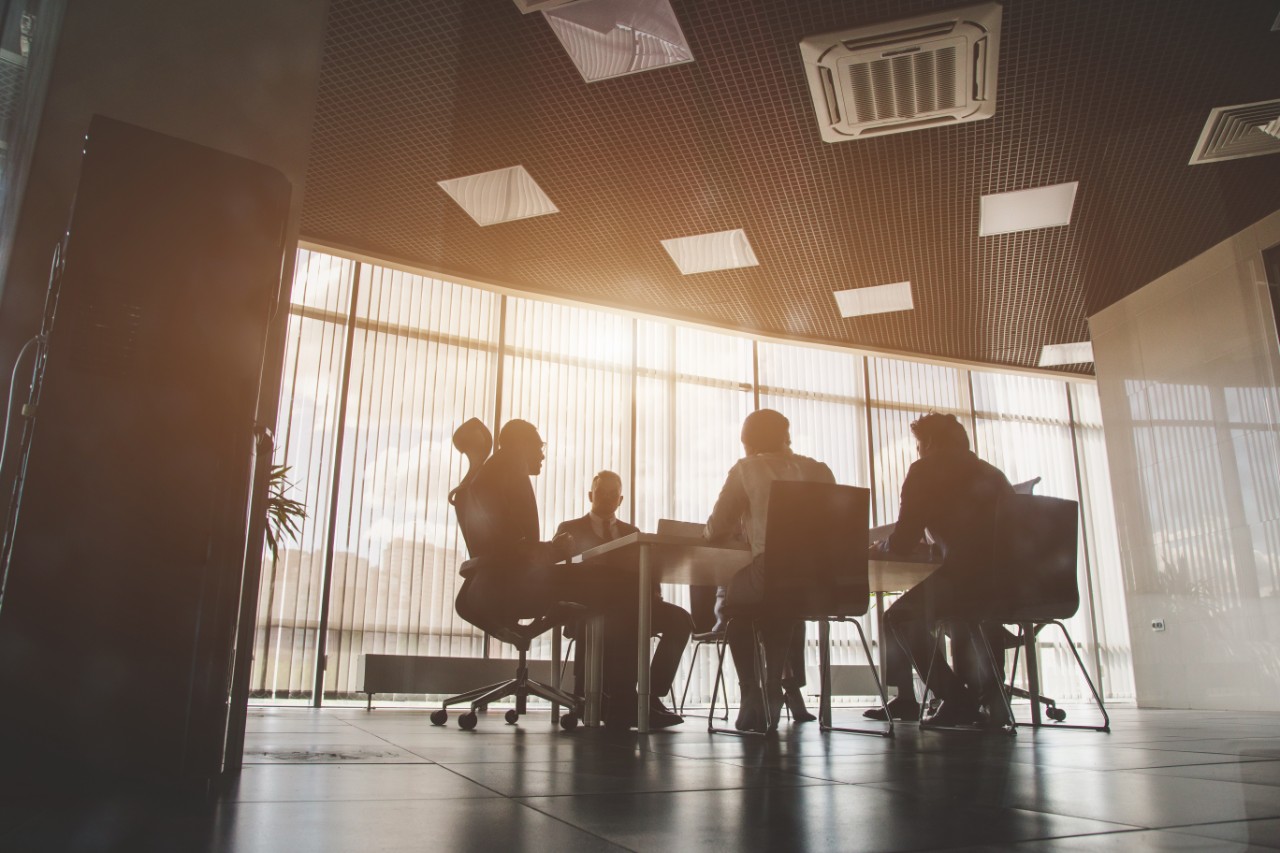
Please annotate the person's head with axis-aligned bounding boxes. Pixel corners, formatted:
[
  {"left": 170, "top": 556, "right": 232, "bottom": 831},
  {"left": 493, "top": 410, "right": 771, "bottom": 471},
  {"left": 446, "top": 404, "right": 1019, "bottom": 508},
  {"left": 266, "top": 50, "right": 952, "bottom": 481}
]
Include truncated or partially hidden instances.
[
  {"left": 740, "top": 409, "right": 790, "bottom": 456},
  {"left": 589, "top": 470, "right": 623, "bottom": 519},
  {"left": 497, "top": 419, "right": 545, "bottom": 475},
  {"left": 909, "top": 412, "right": 970, "bottom": 457}
]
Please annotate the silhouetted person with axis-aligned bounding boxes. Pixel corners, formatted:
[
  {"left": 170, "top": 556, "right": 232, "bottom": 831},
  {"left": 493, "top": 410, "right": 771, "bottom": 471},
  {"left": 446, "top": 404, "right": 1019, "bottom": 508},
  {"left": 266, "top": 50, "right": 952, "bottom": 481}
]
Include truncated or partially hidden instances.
[
  {"left": 556, "top": 470, "right": 691, "bottom": 729},
  {"left": 457, "top": 420, "right": 640, "bottom": 715},
  {"left": 869, "top": 412, "right": 1014, "bottom": 726},
  {"left": 704, "top": 409, "right": 834, "bottom": 732}
]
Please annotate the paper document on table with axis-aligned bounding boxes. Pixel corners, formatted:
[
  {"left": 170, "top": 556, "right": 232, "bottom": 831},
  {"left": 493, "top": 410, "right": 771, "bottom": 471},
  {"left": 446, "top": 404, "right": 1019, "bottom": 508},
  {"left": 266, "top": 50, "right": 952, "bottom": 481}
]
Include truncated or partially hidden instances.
[
  {"left": 656, "top": 518, "right": 705, "bottom": 539},
  {"left": 869, "top": 522, "right": 895, "bottom": 543}
]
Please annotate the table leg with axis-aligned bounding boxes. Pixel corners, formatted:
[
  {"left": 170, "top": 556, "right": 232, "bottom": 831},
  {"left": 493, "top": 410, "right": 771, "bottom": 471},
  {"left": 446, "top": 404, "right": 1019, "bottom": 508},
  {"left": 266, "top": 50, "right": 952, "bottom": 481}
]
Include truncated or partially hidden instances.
[
  {"left": 637, "top": 543, "right": 653, "bottom": 733},
  {"left": 1023, "top": 621, "right": 1042, "bottom": 726},
  {"left": 551, "top": 628, "right": 562, "bottom": 726},
  {"left": 819, "top": 618, "right": 832, "bottom": 728},
  {"left": 875, "top": 592, "right": 888, "bottom": 693},
  {"left": 585, "top": 614, "right": 604, "bottom": 726}
]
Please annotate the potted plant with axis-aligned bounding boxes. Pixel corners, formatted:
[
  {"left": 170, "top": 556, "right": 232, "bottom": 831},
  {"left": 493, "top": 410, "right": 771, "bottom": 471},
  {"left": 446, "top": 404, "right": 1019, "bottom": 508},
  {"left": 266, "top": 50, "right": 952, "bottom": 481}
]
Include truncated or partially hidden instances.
[{"left": 264, "top": 463, "right": 307, "bottom": 561}]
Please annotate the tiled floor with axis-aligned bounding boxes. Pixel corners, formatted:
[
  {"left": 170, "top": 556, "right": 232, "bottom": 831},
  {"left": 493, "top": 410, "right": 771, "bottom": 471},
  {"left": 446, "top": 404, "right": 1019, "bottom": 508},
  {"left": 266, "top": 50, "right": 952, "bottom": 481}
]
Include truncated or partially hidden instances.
[{"left": 4, "top": 705, "right": 1280, "bottom": 852}]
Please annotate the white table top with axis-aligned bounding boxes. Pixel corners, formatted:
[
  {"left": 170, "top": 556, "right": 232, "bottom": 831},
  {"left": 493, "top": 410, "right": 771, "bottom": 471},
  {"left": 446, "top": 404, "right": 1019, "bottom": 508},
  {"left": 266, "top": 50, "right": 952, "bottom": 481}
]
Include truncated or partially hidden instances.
[{"left": 573, "top": 532, "right": 938, "bottom": 593}]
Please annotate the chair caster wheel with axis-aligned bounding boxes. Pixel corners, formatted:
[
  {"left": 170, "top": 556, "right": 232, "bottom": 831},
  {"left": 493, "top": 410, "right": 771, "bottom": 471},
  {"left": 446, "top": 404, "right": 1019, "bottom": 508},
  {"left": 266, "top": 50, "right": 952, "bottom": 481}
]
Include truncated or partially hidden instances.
[
  {"left": 430, "top": 709, "right": 448, "bottom": 726},
  {"left": 1047, "top": 707, "right": 1067, "bottom": 722},
  {"left": 504, "top": 709, "right": 520, "bottom": 725},
  {"left": 559, "top": 714, "right": 579, "bottom": 731},
  {"left": 459, "top": 711, "right": 478, "bottom": 730}
]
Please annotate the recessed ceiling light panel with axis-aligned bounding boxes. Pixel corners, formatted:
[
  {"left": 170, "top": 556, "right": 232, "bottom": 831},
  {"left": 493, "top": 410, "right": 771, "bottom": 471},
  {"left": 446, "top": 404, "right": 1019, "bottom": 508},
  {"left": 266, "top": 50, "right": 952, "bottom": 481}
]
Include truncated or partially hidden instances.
[
  {"left": 979, "top": 182, "right": 1079, "bottom": 237},
  {"left": 544, "top": 0, "right": 693, "bottom": 83},
  {"left": 438, "top": 165, "right": 559, "bottom": 226},
  {"left": 833, "top": 281, "right": 913, "bottom": 318},
  {"left": 1038, "top": 341, "right": 1093, "bottom": 367},
  {"left": 660, "top": 229, "right": 758, "bottom": 275}
]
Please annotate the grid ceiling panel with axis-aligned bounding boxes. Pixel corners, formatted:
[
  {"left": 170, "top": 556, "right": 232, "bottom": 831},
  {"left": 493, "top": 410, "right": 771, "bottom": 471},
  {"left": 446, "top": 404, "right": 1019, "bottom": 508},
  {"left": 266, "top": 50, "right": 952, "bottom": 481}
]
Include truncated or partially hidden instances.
[{"left": 302, "top": 0, "right": 1280, "bottom": 374}]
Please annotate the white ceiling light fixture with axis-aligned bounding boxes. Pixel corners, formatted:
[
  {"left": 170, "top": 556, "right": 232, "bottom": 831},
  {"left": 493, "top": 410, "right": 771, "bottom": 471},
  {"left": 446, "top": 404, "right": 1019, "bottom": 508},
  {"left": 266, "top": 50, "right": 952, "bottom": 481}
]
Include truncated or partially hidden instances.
[
  {"left": 799, "top": 2, "right": 1002, "bottom": 142},
  {"left": 1038, "top": 341, "right": 1094, "bottom": 367},
  {"left": 833, "top": 281, "right": 914, "bottom": 318},
  {"left": 660, "top": 229, "right": 758, "bottom": 275},
  {"left": 438, "top": 165, "right": 559, "bottom": 226},
  {"left": 543, "top": 0, "right": 693, "bottom": 83},
  {"left": 979, "top": 181, "right": 1079, "bottom": 237}
]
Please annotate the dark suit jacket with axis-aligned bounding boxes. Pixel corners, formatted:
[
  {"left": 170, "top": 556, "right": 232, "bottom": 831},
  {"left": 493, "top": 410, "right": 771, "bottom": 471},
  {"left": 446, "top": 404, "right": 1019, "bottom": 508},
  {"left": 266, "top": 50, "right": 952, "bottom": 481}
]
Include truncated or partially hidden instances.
[
  {"left": 465, "top": 447, "right": 555, "bottom": 567},
  {"left": 555, "top": 514, "right": 661, "bottom": 599},
  {"left": 883, "top": 447, "right": 1014, "bottom": 584},
  {"left": 555, "top": 514, "right": 638, "bottom": 554}
]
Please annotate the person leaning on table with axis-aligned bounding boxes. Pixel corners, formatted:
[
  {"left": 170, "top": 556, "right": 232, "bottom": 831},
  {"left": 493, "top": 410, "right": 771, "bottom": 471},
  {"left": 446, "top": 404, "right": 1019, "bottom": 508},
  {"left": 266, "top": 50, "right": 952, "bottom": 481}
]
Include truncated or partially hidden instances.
[
  {"left": 867, "top": 412, "right": 1015, "bottom": 727},
  {"left": 457, "top": 420, "right": 640, "bottom": 720}
]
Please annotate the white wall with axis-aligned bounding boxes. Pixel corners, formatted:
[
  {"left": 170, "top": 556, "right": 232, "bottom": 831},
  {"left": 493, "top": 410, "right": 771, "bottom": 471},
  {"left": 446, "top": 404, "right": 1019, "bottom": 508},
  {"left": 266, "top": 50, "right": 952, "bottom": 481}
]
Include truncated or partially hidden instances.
[{"left": 1090, "top": 209, "right": 1280, "bottom": 711}]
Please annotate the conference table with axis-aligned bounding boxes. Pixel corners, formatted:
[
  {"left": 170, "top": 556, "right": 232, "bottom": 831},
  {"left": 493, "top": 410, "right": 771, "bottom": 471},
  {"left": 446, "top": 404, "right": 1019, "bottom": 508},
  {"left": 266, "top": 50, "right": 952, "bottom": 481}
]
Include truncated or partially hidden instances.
[{"left": 571, "top": 532, "right": 940, "bottom": 732}]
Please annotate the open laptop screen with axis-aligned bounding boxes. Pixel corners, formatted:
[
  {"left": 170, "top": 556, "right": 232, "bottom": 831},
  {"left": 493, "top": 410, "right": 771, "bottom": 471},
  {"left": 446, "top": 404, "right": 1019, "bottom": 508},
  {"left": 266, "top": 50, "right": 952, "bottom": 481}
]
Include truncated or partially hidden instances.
[{"left": 656, "top": 518, "right": 704, "bottom": 539}]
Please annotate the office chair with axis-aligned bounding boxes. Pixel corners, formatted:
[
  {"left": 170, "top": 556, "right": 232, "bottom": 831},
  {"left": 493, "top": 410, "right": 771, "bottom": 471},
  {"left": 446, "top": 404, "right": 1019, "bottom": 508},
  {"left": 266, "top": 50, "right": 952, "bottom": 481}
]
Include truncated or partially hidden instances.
[
  {"left": 988, "top": 493, "right": 1109, "bottom": 731},
  {"left": 917, "top": 493, "right": 1109, "bottom": 733},
  {"left": 709, "top": 480, "right": 892, "bottom": 738},
  {"left": 429, "top": 418, "right": 585, "bottom": 731},
  {"left": 676, "top": 584, "right": 728, "bottom": 719}
]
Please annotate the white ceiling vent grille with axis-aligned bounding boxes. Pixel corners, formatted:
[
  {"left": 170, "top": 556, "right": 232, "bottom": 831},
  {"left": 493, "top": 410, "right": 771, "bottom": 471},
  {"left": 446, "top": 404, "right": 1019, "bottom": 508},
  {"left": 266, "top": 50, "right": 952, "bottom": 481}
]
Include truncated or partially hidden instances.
[
  {"left": 799, "top": 2, "right": 1002, "bottom": 142},
  {"left": 512, "top": 0, "right": 584, "bottom": 13},
  {"left": 1189, "top": 100, "right": 1280, "bottom": 165}
]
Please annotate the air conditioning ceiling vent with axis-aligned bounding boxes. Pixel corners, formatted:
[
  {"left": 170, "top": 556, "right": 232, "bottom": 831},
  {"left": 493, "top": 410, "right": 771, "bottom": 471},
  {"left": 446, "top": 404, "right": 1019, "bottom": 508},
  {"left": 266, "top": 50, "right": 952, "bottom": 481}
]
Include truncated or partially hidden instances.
[
  {"left": 1189, "top": 100, "right": 1280, "bottom": 165},
  {"left": 512, "top": 0, "right": 583, "bottom": 14},
  {"left": 799, "top": 3, "right": 1002, "bottom": 142}
]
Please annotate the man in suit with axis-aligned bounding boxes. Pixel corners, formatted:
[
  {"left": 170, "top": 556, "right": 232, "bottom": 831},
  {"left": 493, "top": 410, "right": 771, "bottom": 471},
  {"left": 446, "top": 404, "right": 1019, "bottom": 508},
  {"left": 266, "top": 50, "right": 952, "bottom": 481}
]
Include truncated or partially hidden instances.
[
  {"left": 456, "top": 421, "right": 640, "bottom": 717},
  {"left": 868, "top": 412, "right": 1015, "bottom": 727},
  {"left": 556, "top": 470, "right": 691, "bottom": 729}
]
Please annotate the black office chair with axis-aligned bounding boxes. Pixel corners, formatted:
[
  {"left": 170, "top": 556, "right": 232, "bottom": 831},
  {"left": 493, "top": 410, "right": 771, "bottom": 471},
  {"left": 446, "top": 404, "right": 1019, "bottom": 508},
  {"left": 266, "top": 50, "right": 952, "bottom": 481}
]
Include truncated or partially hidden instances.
[
  {"left": 918, "top": 493, "right": 1109, "bottom": 733},
  {"left": 429, "top": 418, "right": 585, "bottom": 731},
  {"left": 709, "top": 480, "right": 892, "bottom": 737},
  {"left": 677, "top": 584, "right": 728, "bottom": 719},
  {"left": 987, "top": 493, "right": 1109, "bottom": 732}
]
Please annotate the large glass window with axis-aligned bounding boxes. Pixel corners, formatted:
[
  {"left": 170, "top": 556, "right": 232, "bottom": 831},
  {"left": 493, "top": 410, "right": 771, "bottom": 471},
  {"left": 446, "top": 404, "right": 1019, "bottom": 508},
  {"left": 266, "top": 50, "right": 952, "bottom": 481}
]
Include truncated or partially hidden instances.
[{"left": 255, "top": 246, "right": 1135, "bottom": 705}]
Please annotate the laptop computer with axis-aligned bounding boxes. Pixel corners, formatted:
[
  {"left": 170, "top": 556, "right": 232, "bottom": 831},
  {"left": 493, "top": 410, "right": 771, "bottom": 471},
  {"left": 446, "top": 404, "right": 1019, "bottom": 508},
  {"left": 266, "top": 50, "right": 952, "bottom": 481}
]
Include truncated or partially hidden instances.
[{"left": 656, "top": 518, "right": 705, "bottom": 539}]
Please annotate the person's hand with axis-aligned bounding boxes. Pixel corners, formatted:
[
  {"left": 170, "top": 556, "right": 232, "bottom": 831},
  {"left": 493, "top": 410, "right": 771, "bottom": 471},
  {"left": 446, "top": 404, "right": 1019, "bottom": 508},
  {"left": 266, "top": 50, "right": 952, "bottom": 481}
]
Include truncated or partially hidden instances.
[{"left": 552, "top": 531, "right": 575, "bottom": 561}]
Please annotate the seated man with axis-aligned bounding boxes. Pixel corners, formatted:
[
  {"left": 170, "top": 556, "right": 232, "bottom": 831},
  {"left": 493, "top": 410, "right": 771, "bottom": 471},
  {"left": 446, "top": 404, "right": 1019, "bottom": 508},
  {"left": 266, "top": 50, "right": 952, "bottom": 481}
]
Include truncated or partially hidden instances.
[
  {"left": 456, "top": 420, "right": 639, "bottom": 714},
  {"left": 868, "top": 412, "right": 1015, "bottom": 726},
  {"left": 556, "top": 470, "right": 691, "bottom": 729},
  {"left": 704, "top": 409, "right": 835, "bottom": 733}
]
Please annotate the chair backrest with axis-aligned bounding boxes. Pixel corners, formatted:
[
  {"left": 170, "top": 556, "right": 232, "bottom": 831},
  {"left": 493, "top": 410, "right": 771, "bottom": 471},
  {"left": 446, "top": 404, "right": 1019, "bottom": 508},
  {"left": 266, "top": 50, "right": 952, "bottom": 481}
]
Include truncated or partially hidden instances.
[
  {"left": 993, "top": 493, "right": 1079, "bottom": 621},
  {"left": 1012, "top": 476, "right": 1041, "bottom": 495},
  {"left": 448, "top": 417, "right": 494, "bottom": 559},
  {"left": 762, "top": 480, "right": 871, "bottom": 619}
]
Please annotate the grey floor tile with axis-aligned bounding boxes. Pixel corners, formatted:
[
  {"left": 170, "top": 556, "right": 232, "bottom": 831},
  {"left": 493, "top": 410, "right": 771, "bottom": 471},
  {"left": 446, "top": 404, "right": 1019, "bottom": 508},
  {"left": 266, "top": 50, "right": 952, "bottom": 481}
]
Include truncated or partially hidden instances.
[
  {"left": 1168, "top": 818, "right": 1280, "bottom": 849},
  {"left": 215, "top": 798, "right": 628, "bottom": 853},
  {"left": 976, "top": 827, "right": 1265, "bottom": 851},
  {"left": 228, "top": 763, "right": 502, "bottom": 802},
  {"left": 444, "top": 752, "right": 821, "bottom": 797},
  {"left": 518, "top": 783, "right": 1129, "bottom": 853},
  {"left": 1137, "top": 760, "right": 1280, "bottom": 788},
  {"left": 992, "top": 768, "right": 1280, "bottom": 828},
  {"left": 241, "top": 743, "right": 430, "bottom": 765}
]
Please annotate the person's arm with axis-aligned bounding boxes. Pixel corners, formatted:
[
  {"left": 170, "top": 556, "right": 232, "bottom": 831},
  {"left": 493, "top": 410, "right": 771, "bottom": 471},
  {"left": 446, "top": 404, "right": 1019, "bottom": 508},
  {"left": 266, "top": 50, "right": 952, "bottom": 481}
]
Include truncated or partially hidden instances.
[
  {"left": 703, "top": 463, "right": 747, "bottom": 544},
  {"left": 882, "top": 463, "right": 928, "bottom": 556}
]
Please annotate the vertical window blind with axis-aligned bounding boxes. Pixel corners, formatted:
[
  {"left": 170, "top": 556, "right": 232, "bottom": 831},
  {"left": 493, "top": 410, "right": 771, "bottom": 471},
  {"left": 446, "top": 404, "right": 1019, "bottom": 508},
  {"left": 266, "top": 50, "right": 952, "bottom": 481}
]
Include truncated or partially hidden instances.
[{"left": 252, "top": 248, "right": 1136, "bottom": 705}]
